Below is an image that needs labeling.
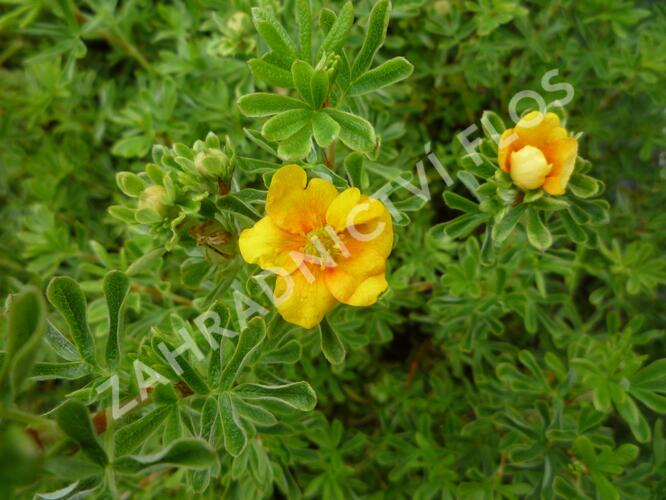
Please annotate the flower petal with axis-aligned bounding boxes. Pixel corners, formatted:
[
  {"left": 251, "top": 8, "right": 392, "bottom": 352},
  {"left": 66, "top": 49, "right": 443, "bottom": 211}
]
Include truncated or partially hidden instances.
[
  {"left": 514, "top": 111, "right": 567, "bottom": 147},
  {"left": 326, "top": 188, "right": 385, "bottom": 232},
  {"left": 324, "top": 245, "right": 385, "bottom": 304},
  {"left": 274, "top": 267, "right": 337, "bottom": 329},
  {"left": 543, "top": 137, "right": 578, "bottom": 195},
  {"left": 238, "top": 217, "right": 305, "bottom": 273},
  {"left": 324, "top": 205, "right": 393, "bottom": 305},
  {"left": 345, "top": 273, "right": 388, "bottom": 307},
  {"left": 498, "top": 112, "right": 568, "bottom": 173},
  {"left": 266, "top": 164, "right": 338, "bottom": 234},
  {"left": 343, "top": 203, "right": 394, "bottom": 259}
]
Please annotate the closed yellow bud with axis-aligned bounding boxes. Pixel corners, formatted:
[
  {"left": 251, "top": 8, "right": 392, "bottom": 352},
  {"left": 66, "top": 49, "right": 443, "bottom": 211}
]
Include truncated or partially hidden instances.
[{"left": 510, "top": 145, "right": 552, "bottom": 190}]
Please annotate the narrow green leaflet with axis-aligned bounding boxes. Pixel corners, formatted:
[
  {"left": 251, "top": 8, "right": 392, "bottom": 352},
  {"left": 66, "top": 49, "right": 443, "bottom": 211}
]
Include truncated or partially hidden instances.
[
  {"left": 219, "top": 392, "right": 247, "bottom": 457},
  {"left": 46, "top": 277, "right": 97, "bottom": 366},
  {"left": 319, "top": 318, "right": 345, "bottom": 365},
  {"left": 349, "top": 57, "right": 414, "bottom": 96},
  {"left": 234, "top": 382, "right": 317, "bottom": 412},
  {"left": 526, "top": 208, "right": 553, "bottom": 251},
  {"left": 251, "top": 8, "right": 297, "bottom": 65},
  {"left": 317, "top": 1, "right": 354, "bottom": 60},
  {"left": 0, "top": 287, "right": 46, "bottom": 397},
  {"left": 56, "top": 400, "right": 108, "bottom": 466},
  {"left": 296, "top": 0, "right": 312, "bottom": 61},
  {"left": 324, "top": 109, "right": 376, "bottom": 155},
  {"left": 114, "top": 406, "right": 172, "bottom": 457},
  {"left": 292, "top": 60, "right": 315, "bottom": 106},
  {"left": 103, "top": 270, "right": 129, "bottom": 369},
  {"left": 238, "top": 93, "right": 307, "bottom": 117},
  {"left": 277, "top": 125, "right": 313, "bottom": 160},
  {"left": 248, "top": 58, "right": 294, "bottom": 88},
  {"left": 312, "top": 111, "right": 340, "bottom": 147},
  {"left": 310, "top": 69, "right": 329, "bottom": 109},
  {"left": 351, "top": 0, "right": 391, "bottom": 79},
  {"left": 262, "top": 109, "right": 313, "bottom": 142},
  {"left": 220, "top": 316, "right": 266, "bottom": 390},
  {"left": 113, "top": 438, "right": 216, "bottom": 473}
]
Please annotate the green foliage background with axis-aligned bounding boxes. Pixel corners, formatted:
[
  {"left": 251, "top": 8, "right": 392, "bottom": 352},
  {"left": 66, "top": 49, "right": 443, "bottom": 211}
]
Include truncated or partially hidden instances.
[{"left": 1, "top": 0, "right": 665, "bottom": 498}]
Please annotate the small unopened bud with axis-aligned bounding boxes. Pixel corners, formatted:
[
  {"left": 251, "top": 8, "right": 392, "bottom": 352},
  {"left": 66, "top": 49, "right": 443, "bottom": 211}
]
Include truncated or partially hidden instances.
[
  {"left": 194, "top": 149, "right": 230, "bottom": 179},
  {"left": 138, "top": 185, "right": 168, "bottom": 217},
  {"left": 227, "top": 11, "right": 250, "bottom": 34},
  {"left": 433, "top": 0, "right": 451, "bottom": 15}
]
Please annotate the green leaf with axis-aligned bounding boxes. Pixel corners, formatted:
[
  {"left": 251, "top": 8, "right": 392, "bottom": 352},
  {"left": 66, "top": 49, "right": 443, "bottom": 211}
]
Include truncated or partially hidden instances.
[
  {"left": 442, "top": 214, "right": 488, "bottom": 239},
  {"left": 319, "top": 8, "right": 337, "bottom": 34},
  {"left": 348, "top": 57, "right": 413, "bottom": 96},
  {"left": 443, "top": 192, "right": 480, "bottom": 213},
  {"left": 114, "top": 406, "right": 172, "bottom": 457},
  {"left": 631, "top": 389, "right": 666, "bottom": 413},
  {"left": 277, "top": 125, "right": 313, "bottom": 160},
  {"left": 296, "top": 0, "right": 312, "bottom": 61},
  {"left": 116, "top": 172, "right": 146, "bottom": 197},
  {"left": 135, "top": 208, "right": 162, "bottom": 224},
  {"left": 152, "top": 336, "right": 209, "bottom": 395},
  {"left": 262, "top": 109, "right": 312, "bottom": 141},
  {"left": 217, "top": 193, "right": 261, "bottom": 222},
  {"left": 234, "top": 381, "right": 317, "bottom": 412},
  {"left": 233, "top": 397, "right": 277, "bottom": 426},
  {"left": 238, "top": 93, "right": 308, "bottom": 117},
  {"left": 47, "top": 277, "right": 96, "bottom": 366},
  {"left": 493, "top": 204, "right": 527, "bottom": 243},
  {"left": 560, "top": 209, "right": 587, "bottom": 244},
  {"left": 616, "top": 396, "right": 650, "bottom": 442},
  {"left": 34, "top": 482, "right": 81, "bottom": 500},
  {"left": 220, "top": 317, "right": 266, "bottom": 390},
  {"left": 351, "top": 0, "right": 391, "bottom": 79},
  {"left": 319, "top": 318, "right": 345, "bottom": 365},
  {"left": 480, "top": 110, "right": 506, "bottom": 140},
  {"left": 324, "top": 109, "right": 376, "bottom": 154},
  {"left": 103, "top": 270, "right": 129, "bottom": 369},
  {"left": 0, "top": 287, "right": 46, "bottom": 398},
  {"left": 113, "top": 438, "right": 216, "bottom": 473},
  {"left": 526, "top": 208, "right": 553, "bottom": 251},
  {"left": 291, "top": 60, "right": 315, "bottom": 105},
  {"left": 32, "top": 361, "right": 90, "bottom": 381},
  {"left": 111, "top": 135, "right": 152, "bottom": 158},
  {"left": 312, "top": 111, "right": 340, "bottom": 147},
  {"left": 126, "top": 248, "right": 166, "bottom": 276},
  {"left": 199, "top": 396, "right": 219, "bottom": 441},
  {"left": 44, "top": 322, "right": 80, "bottom": 361},
  {"left": 317, "top": 1, "right": 354, "bottom": 60},
  {"left": 631, "top": 359, "right": 666, "bottom": 390},
  {"left": 56, "top": 400, "right": 108, "bottom": 466},
  {"left": 568, "top": 173, "right": 602, "bottom": 198},
  {"left": 251, "top": 8, "right": 297, "bottom": 65},
  {"left": 248, "top": 58, "right": 294, "bottom": 88},
  {"left": 310, "top": 69, "right": 329, "bottom": 109},
  {"left": 219, "top": 393, "right": 247, "bottom": 457}
]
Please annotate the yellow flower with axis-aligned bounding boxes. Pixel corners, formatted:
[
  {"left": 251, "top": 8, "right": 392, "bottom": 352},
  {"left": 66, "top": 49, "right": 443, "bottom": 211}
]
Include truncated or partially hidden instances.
[
  {"left": 239, "top": 164, "right": 393, "bottom": 329},
  {"left": 498, "top": 111, "right": 578, "bottom": 195}
]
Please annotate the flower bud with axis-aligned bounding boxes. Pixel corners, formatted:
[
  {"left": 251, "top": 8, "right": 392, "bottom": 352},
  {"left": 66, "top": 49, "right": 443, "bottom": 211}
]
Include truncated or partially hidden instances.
[
  {"left": 194, "top": 149, "right": 230, "bottom": 179},
  {"left": 510, "top": 145, "right": 552, "bottom": 190},
  {"left": 138, "top": 185, "right": 168, "bottom": 217}
]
